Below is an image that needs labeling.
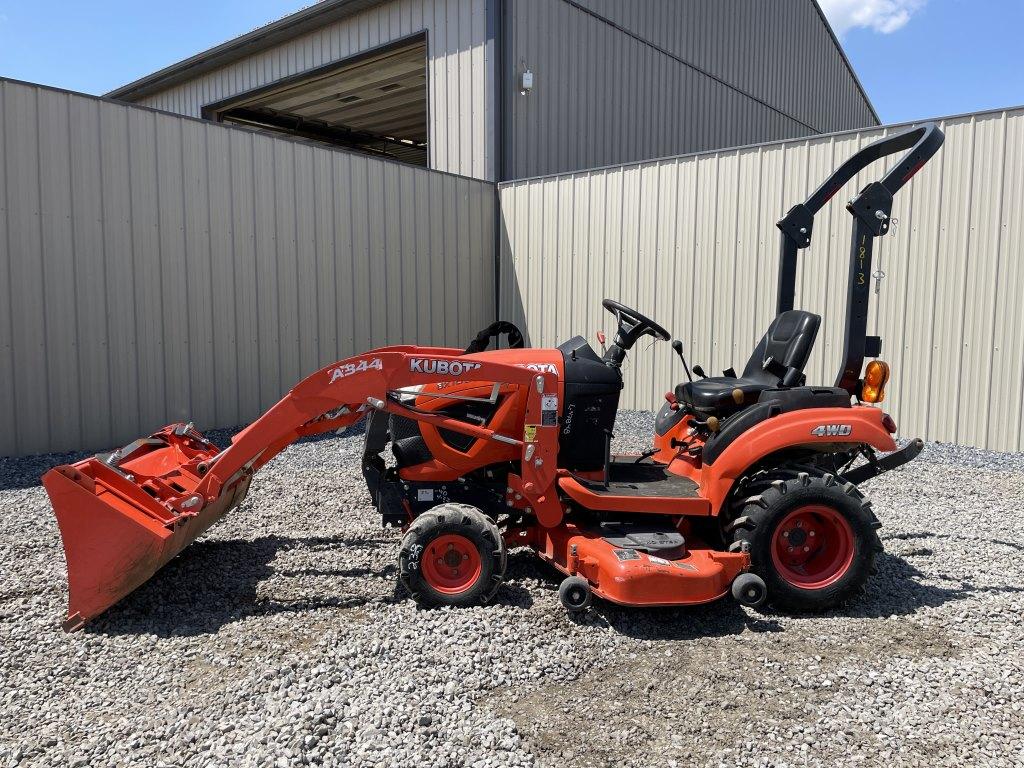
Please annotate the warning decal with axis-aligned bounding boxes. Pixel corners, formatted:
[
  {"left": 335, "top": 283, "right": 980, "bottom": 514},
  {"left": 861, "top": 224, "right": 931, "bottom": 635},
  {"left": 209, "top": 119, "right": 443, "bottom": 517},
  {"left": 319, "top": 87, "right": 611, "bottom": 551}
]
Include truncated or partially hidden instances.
[{"left": 541, "top": 394, "right": 558, "bottom": 426}]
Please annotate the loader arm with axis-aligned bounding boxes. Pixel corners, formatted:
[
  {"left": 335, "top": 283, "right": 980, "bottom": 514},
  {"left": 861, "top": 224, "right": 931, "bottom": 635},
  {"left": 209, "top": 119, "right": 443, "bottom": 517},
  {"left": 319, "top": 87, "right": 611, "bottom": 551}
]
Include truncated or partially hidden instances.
[{"left": 43, "top": 346, "right": 562, "bottom": 630}]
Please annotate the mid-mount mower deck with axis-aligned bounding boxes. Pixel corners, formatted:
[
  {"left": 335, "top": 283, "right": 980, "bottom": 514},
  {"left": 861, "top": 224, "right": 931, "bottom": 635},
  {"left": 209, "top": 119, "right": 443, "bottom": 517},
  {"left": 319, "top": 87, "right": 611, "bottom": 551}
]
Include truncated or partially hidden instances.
[{"left": 43, "top": 124, "right": 944, "bottom": 630}]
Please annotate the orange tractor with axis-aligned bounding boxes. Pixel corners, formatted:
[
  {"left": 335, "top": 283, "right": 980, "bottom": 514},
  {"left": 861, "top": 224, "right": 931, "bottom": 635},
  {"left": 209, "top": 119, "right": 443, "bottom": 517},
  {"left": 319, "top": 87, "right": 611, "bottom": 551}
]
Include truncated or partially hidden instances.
[{"left": 43, "top": 124, "right": 943, "bottom": 630}]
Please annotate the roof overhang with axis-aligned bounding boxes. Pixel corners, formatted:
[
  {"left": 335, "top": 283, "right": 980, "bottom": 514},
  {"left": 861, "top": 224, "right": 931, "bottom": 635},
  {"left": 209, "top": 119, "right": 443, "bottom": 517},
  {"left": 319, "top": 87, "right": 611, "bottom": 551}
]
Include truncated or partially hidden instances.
[{"left": 105, "top": 0, "right": 386, "bottom": 102}]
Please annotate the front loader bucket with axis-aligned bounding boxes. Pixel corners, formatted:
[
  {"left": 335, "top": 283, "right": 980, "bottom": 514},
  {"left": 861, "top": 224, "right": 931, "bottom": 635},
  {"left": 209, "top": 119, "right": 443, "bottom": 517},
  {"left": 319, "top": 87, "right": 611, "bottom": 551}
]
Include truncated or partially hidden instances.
[{"left": 42, "top": 425, "right": 250, "bottom": 631}]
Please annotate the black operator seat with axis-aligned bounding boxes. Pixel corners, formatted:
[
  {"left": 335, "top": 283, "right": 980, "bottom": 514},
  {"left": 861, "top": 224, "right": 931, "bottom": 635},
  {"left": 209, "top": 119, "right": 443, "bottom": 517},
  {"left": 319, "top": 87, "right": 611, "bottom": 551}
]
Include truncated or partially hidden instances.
[{"left": 675, "top": 310, "right": 821, "bottom": 417}]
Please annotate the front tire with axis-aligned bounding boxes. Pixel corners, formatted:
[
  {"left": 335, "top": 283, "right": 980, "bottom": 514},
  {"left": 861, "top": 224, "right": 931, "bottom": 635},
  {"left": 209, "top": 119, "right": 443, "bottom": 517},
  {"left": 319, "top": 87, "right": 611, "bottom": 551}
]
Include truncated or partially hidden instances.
[
  {"left": 729, "top": 473, "right": 880, "bottom": 612},
  {"left": 399, "top": 503, "right": 506, "bottom": 607}
]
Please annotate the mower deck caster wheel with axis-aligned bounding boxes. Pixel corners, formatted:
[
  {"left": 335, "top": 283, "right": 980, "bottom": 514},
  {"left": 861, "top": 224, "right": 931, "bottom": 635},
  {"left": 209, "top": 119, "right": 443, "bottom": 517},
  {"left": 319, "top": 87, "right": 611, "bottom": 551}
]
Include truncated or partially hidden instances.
[
  {"left": 731, "top": 572, "right": 767, "bottom": 607},
  {"left": 558, "top": 576, "right": 592, "bottom": 612}
]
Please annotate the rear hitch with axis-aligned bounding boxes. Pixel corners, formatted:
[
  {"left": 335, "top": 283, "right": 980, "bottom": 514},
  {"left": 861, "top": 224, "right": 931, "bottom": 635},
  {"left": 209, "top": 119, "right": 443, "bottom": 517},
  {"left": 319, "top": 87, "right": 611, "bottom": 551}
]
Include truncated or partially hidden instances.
[{"left": 844, "top": 438, "right": 924, "bottom": 485}]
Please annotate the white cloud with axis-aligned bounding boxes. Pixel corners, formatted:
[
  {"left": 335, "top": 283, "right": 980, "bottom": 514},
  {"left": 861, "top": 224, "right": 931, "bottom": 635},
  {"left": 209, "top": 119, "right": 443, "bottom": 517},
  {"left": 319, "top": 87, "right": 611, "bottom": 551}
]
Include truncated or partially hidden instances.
[{"left": 819, "top": 0, "right": 926, "bottom": 35}]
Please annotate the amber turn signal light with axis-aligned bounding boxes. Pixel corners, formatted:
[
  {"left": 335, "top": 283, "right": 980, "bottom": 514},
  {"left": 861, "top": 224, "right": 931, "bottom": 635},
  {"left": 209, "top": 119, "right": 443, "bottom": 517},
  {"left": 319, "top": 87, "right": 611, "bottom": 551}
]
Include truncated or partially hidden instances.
[{"left": 861, "top": 360, "right": 890, "bottom": 403}]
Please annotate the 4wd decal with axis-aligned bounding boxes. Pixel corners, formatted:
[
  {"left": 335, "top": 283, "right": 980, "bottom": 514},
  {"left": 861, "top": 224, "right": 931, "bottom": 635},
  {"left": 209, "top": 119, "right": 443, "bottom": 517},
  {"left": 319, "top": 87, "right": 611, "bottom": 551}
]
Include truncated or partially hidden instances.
[
  {"left": 811, "top": 424, "right": 853, "bottom": 437},
  {"left": 328, "top": 358, "right": 382, "bottom": 383},
  {"left": 409, "top": 358, "right": 482, "bottom": 376}
]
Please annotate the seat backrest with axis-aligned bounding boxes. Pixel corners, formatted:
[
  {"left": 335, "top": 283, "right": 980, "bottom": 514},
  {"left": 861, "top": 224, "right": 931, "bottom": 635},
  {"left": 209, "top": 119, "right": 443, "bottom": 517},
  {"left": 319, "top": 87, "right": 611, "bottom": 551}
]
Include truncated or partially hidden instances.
[{"left": 741, "top": 310, "right": 821, "bottom": 384}]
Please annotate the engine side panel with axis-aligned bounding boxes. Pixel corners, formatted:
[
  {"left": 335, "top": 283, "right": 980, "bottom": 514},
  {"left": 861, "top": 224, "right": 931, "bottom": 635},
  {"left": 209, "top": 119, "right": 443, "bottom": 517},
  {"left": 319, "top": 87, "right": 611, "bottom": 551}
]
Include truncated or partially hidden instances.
[{"left": 556, "top": 336, "right": 623, "bottom": 471}]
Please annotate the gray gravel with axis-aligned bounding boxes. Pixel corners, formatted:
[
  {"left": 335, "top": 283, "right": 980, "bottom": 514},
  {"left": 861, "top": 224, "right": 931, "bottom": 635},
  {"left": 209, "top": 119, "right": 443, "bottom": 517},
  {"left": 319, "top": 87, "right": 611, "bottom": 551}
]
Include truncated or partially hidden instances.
[{"left": 1, "top": 411, "right": 1022, "bottom": 768}]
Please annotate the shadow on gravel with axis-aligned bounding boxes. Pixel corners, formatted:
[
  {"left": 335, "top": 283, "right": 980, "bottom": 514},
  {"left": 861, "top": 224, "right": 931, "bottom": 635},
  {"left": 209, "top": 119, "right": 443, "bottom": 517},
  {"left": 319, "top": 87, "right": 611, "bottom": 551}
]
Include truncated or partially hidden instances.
[
  {"left": 773, "top": 548, "right": 1024, "bottom": 625},
  {"left": 849, "top": 549, "right": 1024, "bottom": 612},
  {"left": 491, "top": 552, "right": 540, "bottom": 609},
  {"left": 0, "top": 450, "right": 92, "bottom": 491},
  {"left": 513, "top": 544, "right": 1024, "bottom": 642},
  {"left": 0, "top": 422, "right": 366, "bottom": 492},
  {"left": 90, "top": 533, "right": 396, "bottom": 637},
  {"left": 887, "top": 530, "right": 1024, "bottom": 554},
  {"left": 583, "top": 600, "right": 784, "bottom": 641}
]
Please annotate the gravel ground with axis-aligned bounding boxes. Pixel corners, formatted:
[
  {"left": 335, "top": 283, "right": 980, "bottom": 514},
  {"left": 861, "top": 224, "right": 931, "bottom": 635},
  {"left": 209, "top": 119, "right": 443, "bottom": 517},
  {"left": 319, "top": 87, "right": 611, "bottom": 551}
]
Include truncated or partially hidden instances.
[{"left": 1, "top": 410, "right": 1022, "bottom": 768}]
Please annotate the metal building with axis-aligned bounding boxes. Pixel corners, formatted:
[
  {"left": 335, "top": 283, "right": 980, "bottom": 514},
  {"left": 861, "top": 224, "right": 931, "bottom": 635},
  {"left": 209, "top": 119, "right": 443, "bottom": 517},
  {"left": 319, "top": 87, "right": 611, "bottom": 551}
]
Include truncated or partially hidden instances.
[
  {"left": 0, "top": 77, "right": 496, "bottom": 458},
  {"left": 498, "top": 105, "right": 1024, "bottom": 453},
  {"left": 106, "top": 0, "right": 877, "bottom": 181}
]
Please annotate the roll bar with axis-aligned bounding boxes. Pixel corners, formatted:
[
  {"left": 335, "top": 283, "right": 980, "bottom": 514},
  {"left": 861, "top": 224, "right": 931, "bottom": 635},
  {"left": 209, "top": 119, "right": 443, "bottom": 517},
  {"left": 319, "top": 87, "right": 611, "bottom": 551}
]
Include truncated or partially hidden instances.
[{"left": 775, "top": 123, "right": 945, "bottom": 394}]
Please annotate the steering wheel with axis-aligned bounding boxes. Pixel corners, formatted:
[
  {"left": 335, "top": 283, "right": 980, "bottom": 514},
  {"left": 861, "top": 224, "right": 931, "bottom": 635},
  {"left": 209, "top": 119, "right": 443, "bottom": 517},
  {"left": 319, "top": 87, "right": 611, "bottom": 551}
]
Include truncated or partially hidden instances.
[
  {"left": 602, "top": 299, "right": 670, "bottom": 342},
  {"left": 601, "top": 299, "right": 670, "bottom": 368}
]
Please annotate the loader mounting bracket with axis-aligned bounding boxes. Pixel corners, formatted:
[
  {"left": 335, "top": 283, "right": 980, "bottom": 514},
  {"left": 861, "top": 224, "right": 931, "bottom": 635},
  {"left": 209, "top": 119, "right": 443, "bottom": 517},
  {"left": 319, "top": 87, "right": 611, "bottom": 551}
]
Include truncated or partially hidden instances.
[{"left": 777, "top": 203, "right": 814, "bottom": 248}]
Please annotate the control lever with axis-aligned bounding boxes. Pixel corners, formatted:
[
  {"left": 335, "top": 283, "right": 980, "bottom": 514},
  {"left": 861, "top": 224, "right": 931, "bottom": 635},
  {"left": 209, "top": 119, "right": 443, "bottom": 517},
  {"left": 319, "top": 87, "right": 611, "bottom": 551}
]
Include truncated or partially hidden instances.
[
  {"left": 671, "top": 340, "right": 693, "bottom": 383},
  {"left": 692, "top": 416, "right": 720, "bottom": 433},
  {"left": 597, "top": 330, "right": 607, "bottom": 357}
]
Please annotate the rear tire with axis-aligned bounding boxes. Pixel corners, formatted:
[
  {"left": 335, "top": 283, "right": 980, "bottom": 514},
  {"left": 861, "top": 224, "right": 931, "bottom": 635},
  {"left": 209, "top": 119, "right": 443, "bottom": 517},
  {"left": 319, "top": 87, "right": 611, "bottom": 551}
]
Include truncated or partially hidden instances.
[
  {"left": 399, "top": 503, "right": 506, "bottom": 607},
  {"left": 728, "top": 473, "right": 880, "bottom": 612}
]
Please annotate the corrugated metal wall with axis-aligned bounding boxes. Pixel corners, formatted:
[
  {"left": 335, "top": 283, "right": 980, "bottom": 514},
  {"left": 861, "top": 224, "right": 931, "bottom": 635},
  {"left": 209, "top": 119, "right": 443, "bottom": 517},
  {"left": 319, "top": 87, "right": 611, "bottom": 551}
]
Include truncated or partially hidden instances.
[
  {"left": 498, "top": 106, "right": 1024, "bottom": 452},
  {"left": 129, "top": 0, "right": 495, "bottom": 180},
  {"left": 569, "top": 0, "right": 875, "bottom": 134},
  {"left": 502, "top": 0, "right": 878, "bottom": 180},
  {"left": 0, "top": 79, "right": 496, "bottom": 457}
]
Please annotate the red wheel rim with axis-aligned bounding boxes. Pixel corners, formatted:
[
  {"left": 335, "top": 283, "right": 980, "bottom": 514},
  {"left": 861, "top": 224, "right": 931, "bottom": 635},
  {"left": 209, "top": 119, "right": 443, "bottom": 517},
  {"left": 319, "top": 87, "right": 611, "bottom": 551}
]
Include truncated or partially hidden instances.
[
  {"left": 421, "top": 534, "right": 483, "bottom": 595},
  {"left": 770, "top": 505, "right": 855, "bottom": 589}
]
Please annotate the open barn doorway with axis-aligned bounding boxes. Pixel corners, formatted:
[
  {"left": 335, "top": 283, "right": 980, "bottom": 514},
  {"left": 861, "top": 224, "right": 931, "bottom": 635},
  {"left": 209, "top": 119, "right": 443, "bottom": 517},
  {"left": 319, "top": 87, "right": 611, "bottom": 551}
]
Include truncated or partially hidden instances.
[{"left": 203, "top": 34, "right": 428, "bottom": 165}]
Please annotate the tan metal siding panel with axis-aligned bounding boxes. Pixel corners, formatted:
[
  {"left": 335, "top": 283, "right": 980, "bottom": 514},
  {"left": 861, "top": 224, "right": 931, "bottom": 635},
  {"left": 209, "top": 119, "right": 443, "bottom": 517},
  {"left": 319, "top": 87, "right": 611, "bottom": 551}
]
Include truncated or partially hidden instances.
[
  {"left": 294, "top": 144, "right": 321, "bottom": 378},
  {"left": 311, "top": 148, "right": 337, "bottom": 365},
  {"left": 412, "top": 168, "right": 432, "bottom": 342},
  {"left": 990, "top": 115, "right": 1024, "bottom": 451},
  {"left": 426, "top": 169, "right": 447, "bottom": 342},
  {"left": 228, "top": 130, "right": 261, "bottom": 423},
  {"left": 206, "top": 122, "right": 240, "bottom": 427},
  {"left": 0, "top": 78, "right": 495, "bottom": 457},
  {"left": 929, "top": 119, "right": 975, "bottom": 443},
  {"left": 365, "top": 155, "right": 388, "bottom": 348},
  {"left": 154, "top": 116, "right": 191, "bottom": 424},
  {"left": 36, "top": 88, "right": 82, "bottom": 452},
  {"left": 499, "top": 106, "right": 1024, "bottom": 452},
  {"left": 958, "top": 113, "right": 1009, "bottom": 448},
  {"left": 0, "top": 84, "right": 14, "bottom": 457},
  {"left": 181, "top": 118, "right": 217, "bottom": 432},
  {"left": 347, "top": 154, "right": 373, "bottom": 353},
  {"left": 382, "top": 162, "right": 403, "bottom": 340},
  {"left": 132, "top": 0, "right": 493, "bottom": 181},
  {"left": 70, "top": 95, "right": 114, "bottom": 451},
  {"left": 99, "top": 102, "right": 142, "bottom": 444},
  {"left": 5, "top": 83, "right": 51, "bottom": 454},
  {"left": 126, "top": 108, "right": 168, "bottom": 436}
]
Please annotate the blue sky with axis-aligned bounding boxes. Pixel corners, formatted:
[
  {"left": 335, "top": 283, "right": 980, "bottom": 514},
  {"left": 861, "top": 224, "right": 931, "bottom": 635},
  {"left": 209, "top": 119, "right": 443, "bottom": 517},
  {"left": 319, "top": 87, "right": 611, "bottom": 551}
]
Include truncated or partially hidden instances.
[
  {"left": 823, "top": 0, "right": 1024, "bottom": 122},
  {"left": 0, "top": 1, "right": 1021, "bottom": 125}
]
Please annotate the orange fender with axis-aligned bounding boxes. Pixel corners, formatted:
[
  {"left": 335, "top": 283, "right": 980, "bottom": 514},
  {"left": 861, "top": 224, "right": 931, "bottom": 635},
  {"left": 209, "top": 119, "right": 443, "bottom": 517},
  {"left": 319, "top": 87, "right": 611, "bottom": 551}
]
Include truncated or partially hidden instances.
[{"left": 684, "top": 406, "right": 897, "bottom": 516}]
